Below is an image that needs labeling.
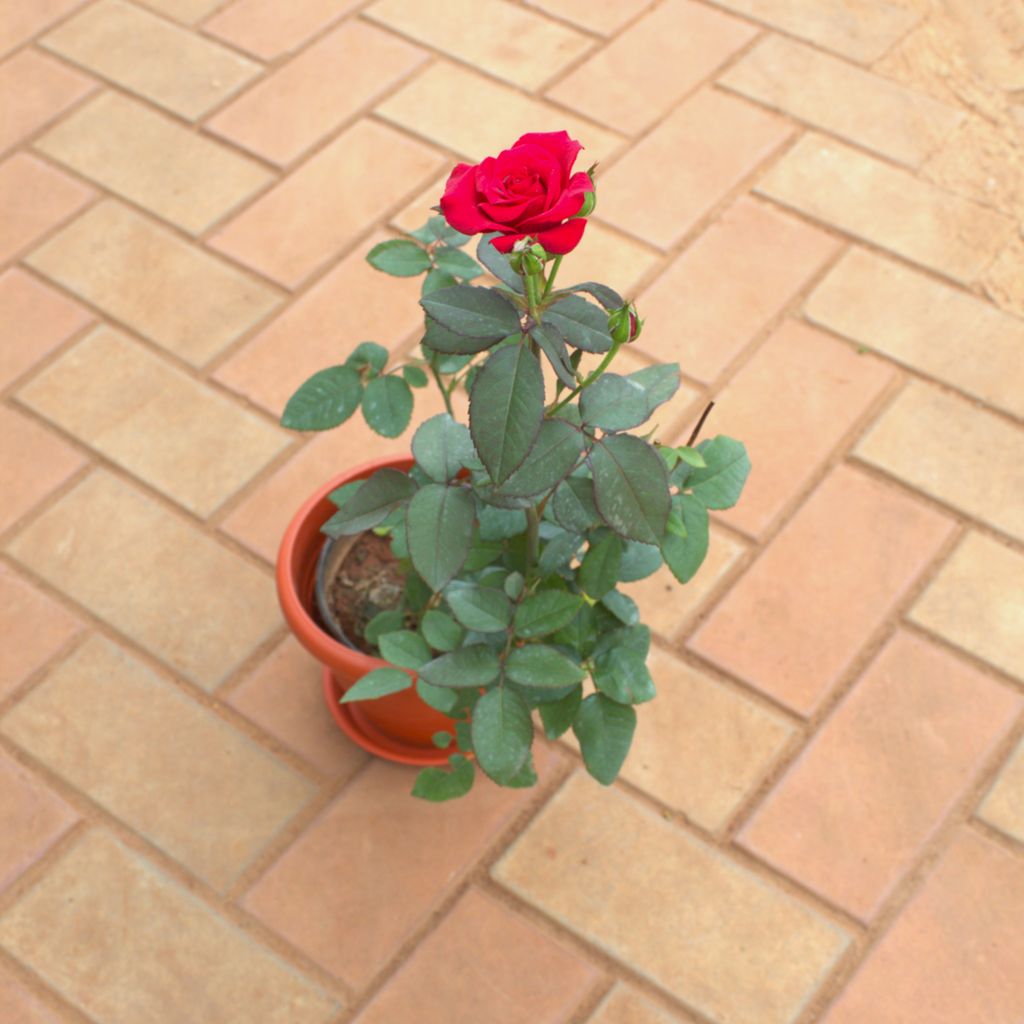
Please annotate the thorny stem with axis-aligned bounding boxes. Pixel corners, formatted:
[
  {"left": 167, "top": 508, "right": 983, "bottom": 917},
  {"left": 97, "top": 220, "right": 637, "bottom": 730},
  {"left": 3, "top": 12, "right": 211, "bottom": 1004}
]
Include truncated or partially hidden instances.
[
  {"left": 547, "top": 338, "right": 625, "bottom": 414},
  {"left": 430, "top": 364, "right": 455, "bottom": 416},
  {"left": 542, "top": 255, "right": 562, "bottom": 298},
  {"left": 686, "top": 401, "right": 715, "bottom": 446}
]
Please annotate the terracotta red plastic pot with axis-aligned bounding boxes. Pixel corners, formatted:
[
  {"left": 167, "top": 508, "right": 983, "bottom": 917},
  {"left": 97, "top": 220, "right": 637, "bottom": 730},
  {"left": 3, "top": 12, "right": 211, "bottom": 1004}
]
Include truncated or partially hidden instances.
[{"left": 276, "top": 454, "right": 453, "bottom": 766}]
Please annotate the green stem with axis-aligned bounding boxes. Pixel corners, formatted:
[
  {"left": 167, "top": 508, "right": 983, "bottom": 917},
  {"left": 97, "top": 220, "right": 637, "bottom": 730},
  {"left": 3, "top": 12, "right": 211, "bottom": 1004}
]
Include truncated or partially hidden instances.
[
  {"left": 524, "top": 271, "right": 542, "bottom": 323},
  {"left": 525, "top": 507, "right": 540, "bottom": 577},
  {"left": 547, "top": 338, "right": 624, "bottom": 414},
  {"left": 430, "top": 364, "right": 454, "bottom": 416},
  {"left": 541, "top": 255, "right": 562, "bottom": 298}
]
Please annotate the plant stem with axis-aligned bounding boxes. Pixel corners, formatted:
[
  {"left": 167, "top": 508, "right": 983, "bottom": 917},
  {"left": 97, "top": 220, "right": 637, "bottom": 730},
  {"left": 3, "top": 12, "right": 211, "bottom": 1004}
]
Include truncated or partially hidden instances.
[
  {"left": 541, "top": 255, "right": 562, "bottom": 298},
  {"left": 686, "top": 401, "right": 715, "bottom": 446},
  {"left": 430, "top": 364, "right": 454, "bottom": 416},
  {"left": 547, "top": 338, "right": 624, "bottom": 414},
  {"left": 524, "top": 270, "right": 542, "bottom": 323},
  {"left": 525, "top": 507, "right": 540, "bottom": 577}
]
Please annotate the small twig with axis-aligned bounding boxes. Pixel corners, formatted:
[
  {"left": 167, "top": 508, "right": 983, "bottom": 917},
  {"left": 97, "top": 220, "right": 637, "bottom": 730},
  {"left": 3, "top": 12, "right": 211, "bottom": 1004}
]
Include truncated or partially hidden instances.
[{"left": 686, "top": 401, "right": 715, "bottom": 446}]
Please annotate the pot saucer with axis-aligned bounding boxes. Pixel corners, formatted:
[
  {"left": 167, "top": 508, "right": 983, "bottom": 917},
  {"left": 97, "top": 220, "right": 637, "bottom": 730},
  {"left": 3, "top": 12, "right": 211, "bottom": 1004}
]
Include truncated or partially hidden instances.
[{"left": 322, "top": 668, "right": 450, "bottom": 767}]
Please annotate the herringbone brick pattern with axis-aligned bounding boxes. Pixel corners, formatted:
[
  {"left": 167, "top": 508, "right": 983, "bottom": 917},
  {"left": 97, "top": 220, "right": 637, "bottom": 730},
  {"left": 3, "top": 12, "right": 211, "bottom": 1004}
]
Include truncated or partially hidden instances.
[{"left": 1, "top": 0, "right": 1022, "bottom": 1020}]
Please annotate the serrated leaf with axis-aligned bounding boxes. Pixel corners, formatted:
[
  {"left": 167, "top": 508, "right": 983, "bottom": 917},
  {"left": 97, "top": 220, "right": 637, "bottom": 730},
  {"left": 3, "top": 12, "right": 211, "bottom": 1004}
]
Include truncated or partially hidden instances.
[
  {"left": 322, "top": 468, "right": 416, "bottom": 537},
  {"left": 469, "top": 344, "right": 544, "bottom": 485},
  {"left": 600, "top": 588, "right": 639, "bottom": 625},
  {"left": 378, "top": 630, "right": 431, "bottom": 670},
  {"left": 328, "top": 481, "right": 361, "bottom": 509},
  {"left": 471, "top": 687, "right": 532, "bottom": 783},
  {"left": 432, "top": 730, "right": 453, "bottom": 748},
  {"left": 406, "top": 483, "right": 474, "bottom": 591},
  {"left": 422, "top": 319, "right": 499, "bottom": 356},
  {"left": 361, "top": 375, "right": 413, "bottom": 438},
  {"left": 580, "top": 364, "right": 680, "bottom": 432},
  {"left": 421, "top": 284, "right": 522, "bottom": 340},
  {"left": 506, "top": 644, "right": 586, "bottom": 689},
  {"left": 503, "top": 572, "right": 524, "bottom": 599},
  {"left": 593, "top": 648, "right": 655, "bottom": 704},
  {"left": 538, "top": 686, "right": 583, "bottom": 739},
  {"left": 477, "top": 504, "right": 527, "bottom": 541},
  {"left": 426, "top": 348, "right": 473, "bottom": 375},
  {"left": 402, "top": 365, "right": 428, "bottom": 388},
  {"left": 573, "top": 694, "right": 636, "bottom": 785},
  {"left": 281, "top": 365, "right": 361, "bottom": 431},
  {"left": 593, "top": 623, "right": 650, "bottom": 661},
  {"left": 617, "top": 541, "right": 662, "bottom": 582},
  {"left": 367, "top": 239, "right": 431, "bottom": 277},
  {"left": 494, "top": 418, "right": 583, "bottom": 499},
  {"left": 421, "top": 610, "right": 464, "bottom": 652},
  {"left": 364, "top": 609, "right": 405, "bottom": 647},
  {"left": 445, "top": 582, "right": 512, "bottom": 632},
  {"left": 412, "top": 413, "right": 475, "bottom": 483},
  {"left": 661, "top": 493, "right": 709, "bottom": 584},
  {"left": 566, "top": 281, "right": 624, "bottom": 310},
  {"left": 422, "top": 268, "right": 458, "bottom": 296},
  {"left": 477, "top": 232, "right": 524, "bottom": 292},
  {"left": 463, "top": 538, "right": 504, "bottom": 571},
  {"left": 434, "top": 246, "right": 483, "bottom": 280},
  {"left": 551, "top": 600, "right": 598, "bottom": 656},
  {"left": 589, "top": 435, "right": 670, "bottom": 544},
  {"left": 551, "top": 475, "right": 600, "bottom": 533},
  {"left": 416, "top": 678, "right": 460, "bottom": 713},
  {"left": 502, "top": 752, "right": 538, "bottom": 788},
  {"left": 687, "top": 436, "right": 751, "bottom": 510},
  {"left": 513, "top": 591, "right": 583, "bottom": 638},
  {"left": 345, "top": 341, "right": 389, "bottom": 374},
  {"left": 579, "top": 532, "right": 622, "bottom": 600},
  {"left": 538, "top": 529, "right": 583, "bottom": 575},
  {"left": 530, "top": 322, "right": 576, "bottom": 388},
  {"left": 411, "top": 215, "right": 470, "bottom": 247},
  {"left": 412, "top": 754, "right": 475, "bottom": 802},
  {"left": 676, "top": 445, "right": 706, "bottom": 468},
  {"left": 418, "top": 645, "right": 501, "bottom": 688},
  {"left": 340, "top": 667, "right": 412, "bottom": 703},
  {"left": 544, "top": 295, "right": 613, "bottom": 353}
]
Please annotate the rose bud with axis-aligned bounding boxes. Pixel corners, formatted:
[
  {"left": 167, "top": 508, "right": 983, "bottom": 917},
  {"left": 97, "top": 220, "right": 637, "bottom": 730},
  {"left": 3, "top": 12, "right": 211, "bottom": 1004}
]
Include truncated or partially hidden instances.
[
  {"left": 573, "top": 190, "right": 596, "bottom": 219},
  {"left": 608, "top": 304, "right": 642, "bottom": 344}
]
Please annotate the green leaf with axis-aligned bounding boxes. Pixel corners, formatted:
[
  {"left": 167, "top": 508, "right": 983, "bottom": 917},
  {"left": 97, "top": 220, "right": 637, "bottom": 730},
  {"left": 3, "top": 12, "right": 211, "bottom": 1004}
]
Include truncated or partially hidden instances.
[
  {"left": 421, "top": 610, "right": 464, "bottom": 652},
  {"left": 402, "top": 365, "right": 428, "bottom": 388},
  {"left": 600, "top": 589, "right": 639, "bottom": 625},
  {"left": 505, "top": 644, "right": 586, "bottom": 688},
  {"left": 566, "top": 282, "right": 624, "bottom": 310},
  {"left": 661, "top": 494, "right": 709, "bottom": 584},
  {"left": 445, "top": 582, "right": 512, "bottom": 632},
  {"left": 406, "top": 483, "right": 474, "bottom": 591},
  {"left": 503, "top": 572, "right": 524, "bottom": 600},
  {"left": 422, "top": 269, "right": 458, "bottom": 296},
  {"left": 412, "top": 754, "right": 475, "bottom": 802},
  {"left": 551, "top": 601, "right": 597, "bottom": 657},
  {"left": 416, "top": 678, "right": 460, "bottom": 713},
  {"left": 463, "top": 538, "right": 504, "bottom": 571},
  {"left": 281, "top": 365, "right": 361, "bottom": 431},
  {"left": 476, "top": 233, "right": 524, "bottom": 292},
  {"left": 434, "top": 246, "right": 483, "bottom": 280},
  {"left": 538, "top": 686, "right": 582, "bottom": 739},
  {"left": 432, "top": 730, "right": 453, "bottom": 748},
  {"left": 422, "top": 319, "right": 500, "bottom": 356},
  {"left": 579, "top": 365, "right": 680, "bottom": 432},
  {"left": 364, "top": 609, "right": 405, "bottom": 647},
  {"left": 538, "top": 530, "right": 583, "bottom": 575},
  {"left": 469, "top": 344, "right": 544, "bottom": 485},
  {"left": 618, "top": 541, "right": 662, "bottom": 582},
  {"left": 676, "top": 445, "right": 706, "bottom": 469},
  {"left": 579, "top": 533, "right": 623, "bottom": 600},
  {"left": 544, "top": 296, "right": 613, "bottom": 353},
  {"left": 494, "top": 418, "right": 583, "bottom": 499},
  {"left": 573, "top": 694, "right": 636, "bottom": 785},
  {"left": 322, "top": 468, "right": 416, "bottom": 537},
  {"left": 367, "top": 239, "right": 431, "bottom": 277},
  {"left": 477, "top": 504, "right": 527, "bottom": 541},
  {"left": 328, "top": 481, "right": 362, "bottom": 509},
  {"left": 361, "top": 375, "right": 413, "bottom": 438},
  {"left": 412, "top": 413, "right": 475, "bottom": 483},
  {"left": 589, "top": 435, "right": 670, "bottom": 545},
  {"left": 427, "top": 349, "right": 472, "bottom": 375},
  {"left": 551, "top": 475, "right": 599, "bottom": 533},
  {"left": 418, "top": 645, "right": 501, "bottom": 688},
  {"left": 421, "top": 284, "right": 522, "bottom": 340},
  {"left": 340, "top": 667, "right": 412, "bottom": 703},
  {"left": 346, "top": 341, "right": 389, "bottom": 375},
  {"left": 411, "top": 216, "right": 470, "bottom": 247},
  {"left": 687, "top": 436, "right": 751, "bottom": 510},
  {"left": 627, "top": 364, "right": 680, "bottom": 415},
  {"left": 471, "top": 687, "right": 533, "bottom": 783},
  {"left": 378, "top": 630, "right": 431, "bottom": 670},
  {"left": 502, "top": 752, "right": 538, "bottom": 788},
  {"left": 514, "top": 591, "right": 583, "bottom": 638},
  {"left": 594, "top": 623, "right": 650, "bottom": 661},
  {"left": 593, "top": 648, "right": 655, "bottom": 704},
  {"left": 530, "top": 322, "right": 576, "bottom": 389}
]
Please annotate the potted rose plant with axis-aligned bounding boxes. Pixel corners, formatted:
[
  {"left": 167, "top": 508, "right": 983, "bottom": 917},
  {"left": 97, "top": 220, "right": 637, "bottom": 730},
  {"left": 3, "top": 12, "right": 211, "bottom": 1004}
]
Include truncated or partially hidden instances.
[{"left": 276, "top": 131, "right": 750, "bottom": 801}]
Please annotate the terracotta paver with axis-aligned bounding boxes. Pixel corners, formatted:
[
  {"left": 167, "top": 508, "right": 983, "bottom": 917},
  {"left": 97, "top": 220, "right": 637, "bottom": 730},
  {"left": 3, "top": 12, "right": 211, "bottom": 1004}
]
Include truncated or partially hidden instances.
[
  {"left": 19, "top": 325, "right": 291, "bottom": 516},
  {"left": 353, "top": 887, "right": 599, "bottom": 1023},
  {"left": 0, "top": 268, "right": 91, "bottom": 391},
  {"left": 0, "top": 0, "right": 85, "bottom": 58},
  {"left": 27, "top": 199, "right": 282, "bottom": 366},
  {"left": 690, "top": 464, "right": 954, "bottom": 715},
  {"left": 0, "top": 961, "right": 67, "bottom": 1023},
  {"left": 979, "top": 740, "right": 1024, "bottom": 845},
  {"left": 0, "top": 830, "right": 339, "bottom": 1023},
  {"left": 740, "top": 630, "right": 1020, "bottom": 920},
  {"left": 588, "top": 984, "right": 691, "bottom": 1024},
  {"left": 137, "top": 0, "right": 222, "bottom": 21},
  {"left": 6, "top": 470, "right": 281, "bottom": 690},
  {"left": 525, "top": 0, "right": 650, "bottom": 36},
  {"left": 825, "top": 829, "right": 1024, "bottom": 1023},
  {"left": 495, "top": 773, "right": 850, "bottom": 1024}
]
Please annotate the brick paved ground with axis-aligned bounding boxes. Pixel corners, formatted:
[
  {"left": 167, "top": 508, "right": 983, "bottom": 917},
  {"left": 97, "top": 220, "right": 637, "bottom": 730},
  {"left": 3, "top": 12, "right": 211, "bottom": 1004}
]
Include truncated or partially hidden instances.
[{"left": 1, "top": 0, "right": 1022, "bottom": 1021}]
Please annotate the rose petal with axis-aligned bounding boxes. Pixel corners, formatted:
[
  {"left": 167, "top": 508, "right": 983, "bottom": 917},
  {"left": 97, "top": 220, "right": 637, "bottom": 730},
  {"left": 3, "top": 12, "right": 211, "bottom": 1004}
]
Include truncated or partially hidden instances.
[
  {"left": 536, "top": 218, "right": 587, "bottom": 255},
  {"left": 441, "top": 163, "right": 501, "bottom": 233},
  {"left": 489, "top": 232, "right": 524, "bottom": 253},
  {"left": 513, "top": 131, "right": 582, "bottom": 181},
  {"left": 518, "top": 172, "right": 593, "bottom": 230}
]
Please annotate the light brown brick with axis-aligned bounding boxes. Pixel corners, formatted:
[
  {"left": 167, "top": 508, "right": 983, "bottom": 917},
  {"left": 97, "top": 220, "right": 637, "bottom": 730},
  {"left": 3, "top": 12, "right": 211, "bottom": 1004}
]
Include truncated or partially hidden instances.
[
  {"left": 42, "top": 0, "right": 260, "bottom": 119},
  {"left": 597, "top": 89, "right": 791, "bottom": 249},
  {"left": 494, "top": 773, "right": 849, "bottom": 1024},
  {"left": 688, "top": 320, "right": 894, "bottom": 537},
  {"left": 354, "top": 888, "right": 598, "bottom": 1023},
  {"left": 978, "top": 739, "right": 1024, "bottom": 845},
  {"left": 203, "top": 0, "right": 360, "bottom": 60},
  {"left": 0, "top": 405, "right": 83, "bottom": 535},
  {"left": 0, "top": 830, "right": 339, "bottom": 1023},
  {"left": 0, "top": 48, "right": 94, "bottom": 154},
  {"left": 524, "top": 0, "right": 650, "bottom": 35},
  {"left": 0, "top": 0, "right": 84, "bottom": 57},
  {"left": 0, "top": 962, "right": 66, "bottom": 1024},
  {"left": 19, "top": 326, "right": 290, "bottom": 516},
  {"left": 2, "top": 636, "right": 314, "bottom": 890},
  {"left": 910, "top": 531, "right": 1024, "bottom": 683},
  {"left": 710, "top": 0, "right": 918, "bottom": 62},
  {"left": 0, "top": 268, "right": 91, "bottom": 390},
  {"left": 690, "top": 465, "right": 954, "bottom": 715},
  {"left": 806, "top": 248, "right": 1024, "bottom": 418},
  {"left": 635, "top": 197, "right": 838, "bottom": 382},
  {"left": 6, "top": 471, "right": 281, "bottom": 690},
  {"left": 210, "top": 119, "right": 444, "bottom": 288},
  {"left": 548, "top": 0, "right": 756, "bottom": 132},
  {"left": 366, "top": 0, "right": 591, "bottom": 90},
  {"left": 243, "top": 757, "right": 552, "bottom": 988},
  {"left": 623, "top": 646, "right": 793, "bottom": 831},
  {"left": 588, "top": 984, "right": 690, "bottom": 1024},
  {"left": 826, "top": 830, "right": 1024, "bottom": 1023},
  {"left": 208, "top": 21, "right": 427, "bottom": 167},
  {"left": 856, "top": 381, "right": 1024, "bottom": 542},
  {"left": 377, "top": 61, "right": 624, "bottom": 166},
  {"left": 721, "top": 35, "right": 963, "bottom": 167},
  {"left": 137, "top": 0, "right": 221, "bottom": 22},
  {"left": 26, "top": 200, "right": 281, "bottom": 366},
  {"left": 0, "top": 749, "right": 76, "bottom": 892},
  {"left": 0, "top": 153, "right": 93, "bottom": 265},
  {"left": 36, "top": 91, "right": 271, "bottom": 234},
  {"left": 756, "top": 134, "right": 1014, "bottom": 284},
  {"left": 0, "top": 563, "right": 80, "bottom": 701},
  {"left": 226, "top": 636, "right": 369, "bottom": 778},
  {"left": 741, "top": 631, "right": 1020, "bottom": 920}
]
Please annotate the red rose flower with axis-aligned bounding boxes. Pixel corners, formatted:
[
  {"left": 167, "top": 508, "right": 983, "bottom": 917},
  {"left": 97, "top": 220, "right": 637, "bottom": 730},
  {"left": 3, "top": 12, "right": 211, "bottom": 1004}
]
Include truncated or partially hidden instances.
[{"left": 439, "top": 131, "right": 593, "bottom": 256}]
